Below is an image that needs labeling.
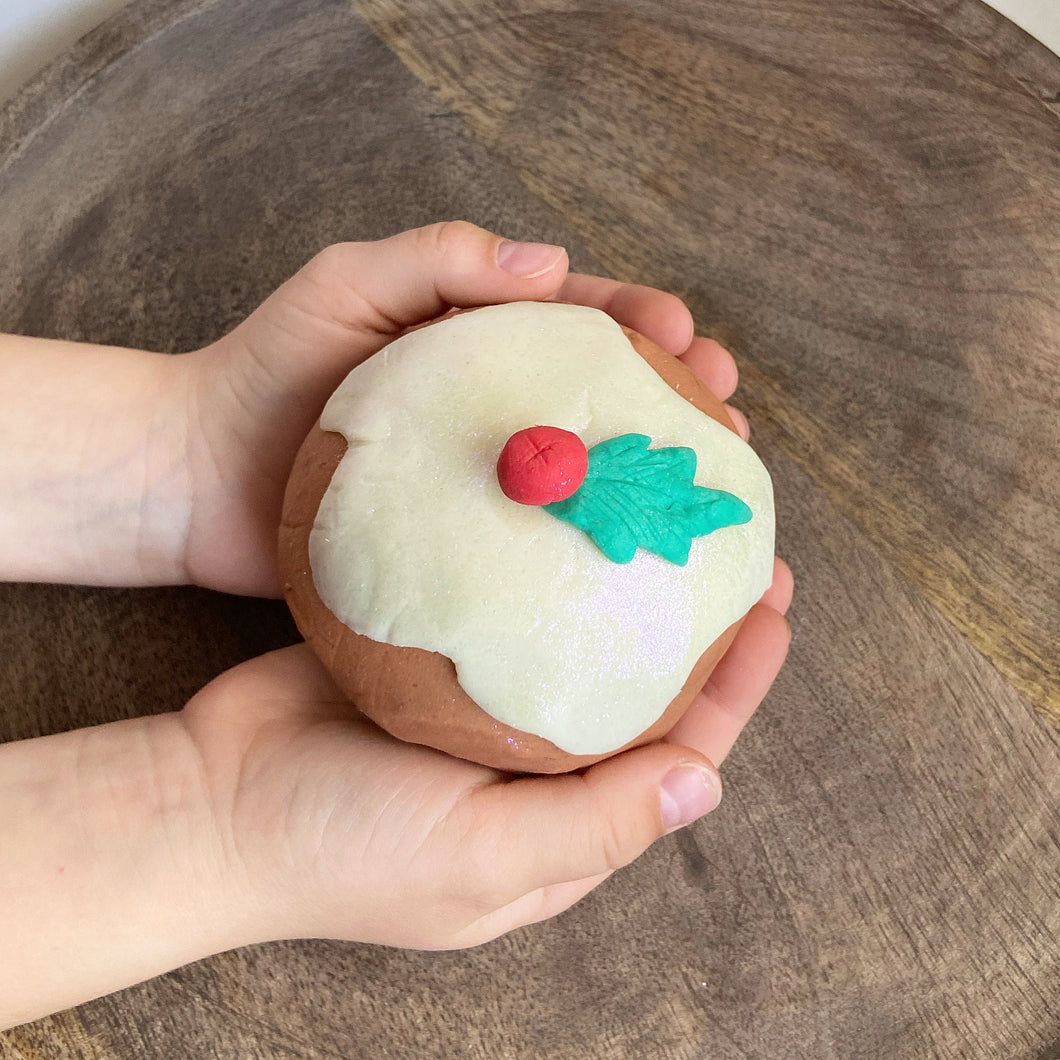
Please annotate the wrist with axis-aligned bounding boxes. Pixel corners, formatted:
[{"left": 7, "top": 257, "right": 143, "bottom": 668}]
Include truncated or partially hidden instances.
[
  {"left": 0, "top": 713, "right": 264, "bottom": 1028},
  {"left": 0, "top": 335, "right": 193, "bottom": 586}
]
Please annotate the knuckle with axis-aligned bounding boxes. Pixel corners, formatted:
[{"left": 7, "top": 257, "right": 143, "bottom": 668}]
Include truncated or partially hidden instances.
[
  {"left": 415, "top": 219, "right": 484, "bottom": 258},
  {"left": 596, "top": 815, "right": 637, "bottom": 875},
  {"left": 590, "top": 794, "right": 651, "bottom": 875},
  {"left": 307, "top": 240, "right": 357, "bottom": 279},
  {"left": 298, "top": 241, "right": 394, "bottom": 335}
]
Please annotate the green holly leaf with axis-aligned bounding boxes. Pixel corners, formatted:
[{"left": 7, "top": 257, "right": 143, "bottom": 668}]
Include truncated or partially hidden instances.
[{"left": 544, "top": 434, "right": 752, "bottom": 565}]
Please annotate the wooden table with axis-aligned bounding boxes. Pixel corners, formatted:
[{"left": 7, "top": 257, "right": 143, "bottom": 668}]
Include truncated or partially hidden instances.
[{"left": 1, "top": 0, "right": 1057, "bottom": 1056}]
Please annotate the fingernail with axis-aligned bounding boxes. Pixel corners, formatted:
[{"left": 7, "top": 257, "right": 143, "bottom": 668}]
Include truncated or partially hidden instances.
[
  {"left": 660, "top": 764, "right": 722, "bottom": 831},
  {"left": 497, "top": 240, "right": 566, "bottom": 278}
]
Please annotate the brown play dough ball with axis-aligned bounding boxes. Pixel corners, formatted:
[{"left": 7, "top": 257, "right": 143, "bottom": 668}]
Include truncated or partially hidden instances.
[{"left": 279, "top": 312, "right": 745, "bottom": 774}]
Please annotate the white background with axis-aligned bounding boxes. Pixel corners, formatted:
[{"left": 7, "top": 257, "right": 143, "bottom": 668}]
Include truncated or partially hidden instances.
[{"left": 1, "top": 0, "right": 1058, "bottom": 104}]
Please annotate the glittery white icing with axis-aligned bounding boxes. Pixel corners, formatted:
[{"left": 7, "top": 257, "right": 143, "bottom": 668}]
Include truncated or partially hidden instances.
[{"left": 311, "top": 302, "right": 774, "bottom": 754}]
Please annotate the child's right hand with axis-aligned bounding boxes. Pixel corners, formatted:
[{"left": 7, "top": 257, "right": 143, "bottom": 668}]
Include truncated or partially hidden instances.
[{"left": 179, "top": 566, "right": 790, "bottom": 951}]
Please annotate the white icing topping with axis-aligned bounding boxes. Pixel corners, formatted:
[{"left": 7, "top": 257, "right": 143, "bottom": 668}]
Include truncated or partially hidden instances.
[{"left": 312, "top": 302, "right": 775, "bottom": 754}]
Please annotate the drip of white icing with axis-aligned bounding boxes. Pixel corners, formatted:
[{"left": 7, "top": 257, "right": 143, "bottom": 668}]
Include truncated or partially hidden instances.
[{"left": 311, "top": 302, "right": 774, "bottom": 754}]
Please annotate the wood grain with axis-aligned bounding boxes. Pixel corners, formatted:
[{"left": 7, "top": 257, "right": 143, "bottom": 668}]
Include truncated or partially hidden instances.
[{"left": 0, "top": 0, "right": 1057, "bottom": 1057}]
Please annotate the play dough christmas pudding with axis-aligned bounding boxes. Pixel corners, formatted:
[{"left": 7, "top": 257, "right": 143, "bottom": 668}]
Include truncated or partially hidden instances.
[{"left": 279, "top": 301, "right": 775, "bottom": 773}]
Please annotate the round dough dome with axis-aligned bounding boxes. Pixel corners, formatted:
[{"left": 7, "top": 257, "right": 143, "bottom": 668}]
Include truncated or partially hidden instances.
[{"left": 279, "top": 302, "right": 774, "bottom": 773}]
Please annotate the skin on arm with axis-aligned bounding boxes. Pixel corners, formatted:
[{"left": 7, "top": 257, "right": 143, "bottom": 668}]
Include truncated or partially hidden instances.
[
  {"left": 0, "top": 554, "right": 791, "bottom": 1028},
  {"left": 0, "top": 335, "right": 191, "bottom": 586},
  {"left": 0, "top": 714, "right": 259, "bottom": 1029},
  {"left": 0, "top": 227, "right": 575, "bottom": 593}
]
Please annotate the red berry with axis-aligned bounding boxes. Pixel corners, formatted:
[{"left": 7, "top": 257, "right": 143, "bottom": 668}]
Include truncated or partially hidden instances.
[{"left": 497, "top": 426, "right": 589, "bottom": 505}]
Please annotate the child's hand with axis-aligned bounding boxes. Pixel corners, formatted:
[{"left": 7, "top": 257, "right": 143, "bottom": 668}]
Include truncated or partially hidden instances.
[
  {"left": 183, "top": 644, "right": 715, "bottom": 951},
  {"left": 179, "top": 221, "right": 751, "bottom": 596},
  {"left": 180, "top": 569, "right": 789, "bottom": 950}
]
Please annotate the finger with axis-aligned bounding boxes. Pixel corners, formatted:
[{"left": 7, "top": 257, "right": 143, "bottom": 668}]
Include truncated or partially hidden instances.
[
  {"left": 678, "top": 336, "right": 739, "bottom": 401},
  {"left": 455, "top": 742, "right": 721, "bottom": 905},
  {"left": 663, "top": 603, "right": 791, "bottom": 766},
  {"left": 554, "top": 274, "right": 694, "bottom": 354},
  {"left": 725, "top": 404, "right": 750, "bottom": 440},
  {"left": 762, "top": 557, "right": 794, "bottom": 615},
  {"left": 218, "top": 221, "right": 570, "bottom": 415}
]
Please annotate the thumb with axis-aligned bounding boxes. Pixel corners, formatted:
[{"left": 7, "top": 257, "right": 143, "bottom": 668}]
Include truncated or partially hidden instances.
[
  {"left": 219, "top": 220, "right": 568, "bottom": 414},
  {"left": 456, "top": 744, "right": 722, "bottom": 908}
]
